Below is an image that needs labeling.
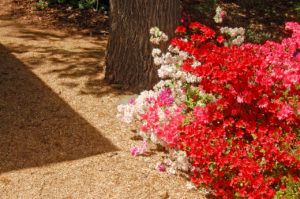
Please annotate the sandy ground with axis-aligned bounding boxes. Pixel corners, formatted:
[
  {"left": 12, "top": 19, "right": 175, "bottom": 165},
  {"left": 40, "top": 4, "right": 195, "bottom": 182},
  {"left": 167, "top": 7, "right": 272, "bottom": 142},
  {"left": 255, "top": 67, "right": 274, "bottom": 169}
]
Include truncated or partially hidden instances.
[{"left": 0, "top": 1, "right": 205, "bottom": 199}]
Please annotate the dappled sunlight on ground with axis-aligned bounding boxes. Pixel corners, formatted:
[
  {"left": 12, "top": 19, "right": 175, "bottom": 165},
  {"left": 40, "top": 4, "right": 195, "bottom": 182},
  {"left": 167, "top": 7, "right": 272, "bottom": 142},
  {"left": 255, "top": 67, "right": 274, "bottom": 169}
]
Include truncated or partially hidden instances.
[{"left": 0, "top": 20, "right": 124, "bottom": 98}]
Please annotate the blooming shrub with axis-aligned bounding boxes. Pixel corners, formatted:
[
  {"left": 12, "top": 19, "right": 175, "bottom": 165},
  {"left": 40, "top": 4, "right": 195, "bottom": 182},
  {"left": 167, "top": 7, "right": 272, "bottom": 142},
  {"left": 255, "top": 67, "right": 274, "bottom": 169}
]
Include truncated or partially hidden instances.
[{"left": 118, "top": 21, "right": 300, "bottom": 198}]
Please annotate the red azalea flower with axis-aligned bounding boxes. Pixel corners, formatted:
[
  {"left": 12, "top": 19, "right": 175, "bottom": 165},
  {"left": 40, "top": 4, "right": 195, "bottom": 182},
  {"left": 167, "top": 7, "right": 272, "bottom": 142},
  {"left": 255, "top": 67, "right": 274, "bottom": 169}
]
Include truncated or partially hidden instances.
[
  {"left": 200, "top": 26, "right": 216, "bottom": 38},
  {"left": 280, "top": 185, "right": 286, "bottom": 191},
  {"left": 189, "top": 22, "right": 203, "bottom": 30},
  {"left": 217, "top": 35, "right": 225, "bottom": 44},
  {"left": 175, "top": 25, "right": 187, "bottom": 34},
  {"left": 191, "top": 33, "right": 207, "bottom": 43}
]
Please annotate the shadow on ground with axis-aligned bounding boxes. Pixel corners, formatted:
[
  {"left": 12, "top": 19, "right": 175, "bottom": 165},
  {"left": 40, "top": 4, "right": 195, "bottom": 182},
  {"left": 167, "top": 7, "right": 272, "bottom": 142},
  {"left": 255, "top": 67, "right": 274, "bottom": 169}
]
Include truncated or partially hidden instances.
[
  {"left": 5, "top": 0, "right": 109, "bottom": 38},
  {"left": 0, "top": 43, "right": 118, "bottom": 173},
  {"left": 0, "top": 21, "right": 127, "bottom": 98}
]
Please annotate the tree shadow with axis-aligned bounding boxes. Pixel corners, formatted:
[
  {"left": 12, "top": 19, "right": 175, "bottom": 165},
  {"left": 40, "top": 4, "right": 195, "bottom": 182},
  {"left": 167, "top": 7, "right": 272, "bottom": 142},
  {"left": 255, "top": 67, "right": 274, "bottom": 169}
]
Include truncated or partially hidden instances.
[
  {"left": 0, "top": 43, "right": 118, "bottom": 174},
  {"left": 140, "top": 151, "right": 156, "bottom": 157},
  {"left": 8, "top": 0, "right": 109, "bottom": 38},
  {"left": 130, "top": 135, "right": 143, "bottom": 141},
  {"left": 0, "top": 1, "right": 135, "bottom": 98},
  {"left": 0, "top": 23, "right": 130, "bottom": 98},
  {"left": 79, "top": 78, "right": 129, "bottom": 97}
]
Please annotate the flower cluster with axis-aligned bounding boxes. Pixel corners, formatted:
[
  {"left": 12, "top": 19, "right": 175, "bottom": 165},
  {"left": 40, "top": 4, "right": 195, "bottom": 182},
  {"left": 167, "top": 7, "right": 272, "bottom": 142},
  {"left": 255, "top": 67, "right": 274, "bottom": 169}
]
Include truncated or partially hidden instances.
[
  {"left": 149, "top": 26, "right": 168, "bottom": 45},
  {"left": 213, "top": 6, "right": 226, "bottom": 23},
  {"left": 118, "top": 22, "right": 300, "bottom": 198},
  {"left": 30, "top": 0, "right": 48, "bottom": 10},
  {"left": 220, "top": 27, "right": 245, "bottom": 46},
  {"left": 131, "top": 140, "right": 148, "bottom": 156}
]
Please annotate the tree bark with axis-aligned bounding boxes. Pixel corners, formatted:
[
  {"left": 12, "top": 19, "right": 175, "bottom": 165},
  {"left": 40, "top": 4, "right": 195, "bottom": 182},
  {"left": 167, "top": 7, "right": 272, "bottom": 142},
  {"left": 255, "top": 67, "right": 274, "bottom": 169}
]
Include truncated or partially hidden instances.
[{"left": 105, "top": 0, "right": 181, "bottom": 92}]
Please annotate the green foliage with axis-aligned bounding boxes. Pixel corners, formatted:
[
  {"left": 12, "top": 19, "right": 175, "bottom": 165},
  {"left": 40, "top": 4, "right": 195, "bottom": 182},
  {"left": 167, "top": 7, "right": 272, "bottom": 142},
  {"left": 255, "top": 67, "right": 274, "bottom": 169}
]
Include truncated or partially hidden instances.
[
  {"left": 274, "top": 174, "right": 300, "bottom": 199},
  {"left": 246, "top": 28, "right": 277, "bottom": 44},
  {"left": 193, "top": 0, "right": 216, "bottom": 14},
  {"left": 294, "top": 2, "right": 300, "bottom": 17},
  {"left": 47, "top": 0, "right": 109, "bottom": 12},
  {"left": 78, "top": 0, "right": 95, "bottom": 9}
]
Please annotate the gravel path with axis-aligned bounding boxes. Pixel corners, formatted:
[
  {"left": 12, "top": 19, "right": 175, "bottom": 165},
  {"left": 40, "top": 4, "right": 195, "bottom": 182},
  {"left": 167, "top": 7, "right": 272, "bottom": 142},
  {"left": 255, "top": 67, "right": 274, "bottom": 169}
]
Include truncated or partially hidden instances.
[{"left": 0, "top": 1, "right": 204, "bottom": 198}]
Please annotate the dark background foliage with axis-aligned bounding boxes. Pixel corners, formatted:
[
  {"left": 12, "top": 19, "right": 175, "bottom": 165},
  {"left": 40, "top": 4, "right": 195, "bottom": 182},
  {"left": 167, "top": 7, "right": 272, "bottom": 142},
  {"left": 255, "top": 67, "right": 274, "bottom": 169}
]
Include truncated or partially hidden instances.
[{"left": 48, "top": 0, "right": 109, "bottom": 12}]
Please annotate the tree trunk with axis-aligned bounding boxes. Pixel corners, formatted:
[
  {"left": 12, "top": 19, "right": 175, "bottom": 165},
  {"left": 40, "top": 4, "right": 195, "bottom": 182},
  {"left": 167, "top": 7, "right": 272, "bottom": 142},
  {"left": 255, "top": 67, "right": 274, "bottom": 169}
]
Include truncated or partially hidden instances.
[{"left": 105, "top": 0, "right": 181, "bottom": 92}]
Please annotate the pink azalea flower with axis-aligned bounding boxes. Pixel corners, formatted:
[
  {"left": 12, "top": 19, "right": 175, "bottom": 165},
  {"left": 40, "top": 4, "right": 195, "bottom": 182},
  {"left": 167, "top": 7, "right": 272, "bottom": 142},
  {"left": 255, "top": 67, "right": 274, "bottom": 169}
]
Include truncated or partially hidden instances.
[
  {"left": 129, "top": 98, "right": 135, "bottom": 105},
  {"left": 156, "top": 162, "right": 166, "bottom": 172},
  {"left": 130, "top": 140, "right": 148, "bottom": 156},
  {"left": 277, "top": 104, "right": 294, "bottom": 120},
  {"left": 131, "top": 146, "right": 138, "bottom": 156}
]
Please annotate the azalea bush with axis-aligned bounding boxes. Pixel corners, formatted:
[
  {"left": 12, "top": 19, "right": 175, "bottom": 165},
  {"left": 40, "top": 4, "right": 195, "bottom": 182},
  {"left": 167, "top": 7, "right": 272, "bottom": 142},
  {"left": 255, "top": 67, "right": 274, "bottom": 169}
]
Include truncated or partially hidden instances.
[
  {"left": 171, "top": 22, "right": 299, "bottom": 198},
  {"left": 118, "top": 20, "right": 300, "bottom": 198}
]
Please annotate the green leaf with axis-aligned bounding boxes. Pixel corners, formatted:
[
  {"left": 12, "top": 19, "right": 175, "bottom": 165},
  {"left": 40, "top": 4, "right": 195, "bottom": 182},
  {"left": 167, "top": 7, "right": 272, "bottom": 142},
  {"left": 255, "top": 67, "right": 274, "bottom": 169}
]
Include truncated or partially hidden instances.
[{"left": 252, "top": 133, "right": 258, "bottom": 140}]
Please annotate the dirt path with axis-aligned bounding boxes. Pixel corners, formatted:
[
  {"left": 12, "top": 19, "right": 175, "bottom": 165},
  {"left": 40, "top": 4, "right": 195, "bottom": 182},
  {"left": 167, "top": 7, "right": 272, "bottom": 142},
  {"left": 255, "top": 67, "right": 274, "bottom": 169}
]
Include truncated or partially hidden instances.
[{"left": 0, "top": 1, "right": 204, "bottom": 199}]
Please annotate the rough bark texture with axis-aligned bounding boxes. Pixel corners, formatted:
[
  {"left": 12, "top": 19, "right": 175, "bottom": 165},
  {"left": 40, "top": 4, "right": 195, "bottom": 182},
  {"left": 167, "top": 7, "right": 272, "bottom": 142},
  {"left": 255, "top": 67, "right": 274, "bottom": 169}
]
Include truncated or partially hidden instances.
[{"left": 105, "top": 0, "right": 180, "bottom": 92}]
